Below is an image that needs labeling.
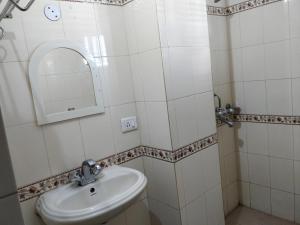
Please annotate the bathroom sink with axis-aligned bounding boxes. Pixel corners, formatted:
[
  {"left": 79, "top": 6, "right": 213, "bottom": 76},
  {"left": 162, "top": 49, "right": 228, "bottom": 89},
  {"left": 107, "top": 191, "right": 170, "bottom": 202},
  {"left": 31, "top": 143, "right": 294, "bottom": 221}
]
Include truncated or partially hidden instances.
[{"left": 36, "top": 166, "right": 147, "bottom": 225}]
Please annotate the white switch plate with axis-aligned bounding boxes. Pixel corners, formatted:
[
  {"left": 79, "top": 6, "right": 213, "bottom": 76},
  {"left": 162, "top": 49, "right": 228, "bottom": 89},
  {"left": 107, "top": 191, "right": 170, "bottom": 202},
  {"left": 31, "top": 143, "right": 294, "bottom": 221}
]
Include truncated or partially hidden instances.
[
  {"left": 121, "top": 116, "right": 138, "bottom": 133},
  {"left": 44, "top": 4, "right": 61, "bottom": 21}
]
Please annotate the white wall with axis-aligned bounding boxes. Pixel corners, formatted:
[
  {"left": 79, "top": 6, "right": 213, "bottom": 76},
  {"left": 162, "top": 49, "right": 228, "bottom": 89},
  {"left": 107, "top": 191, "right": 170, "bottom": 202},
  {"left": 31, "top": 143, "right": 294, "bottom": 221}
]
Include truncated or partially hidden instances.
[
  {"left": 0, "top": 1, "right": 148, "bottom": 224},
  {"left": 227, "top": 0, "right": 300, "bottom": 222},
  {"left": 207, "top": 0, "right": 239, "bottom": 216}
]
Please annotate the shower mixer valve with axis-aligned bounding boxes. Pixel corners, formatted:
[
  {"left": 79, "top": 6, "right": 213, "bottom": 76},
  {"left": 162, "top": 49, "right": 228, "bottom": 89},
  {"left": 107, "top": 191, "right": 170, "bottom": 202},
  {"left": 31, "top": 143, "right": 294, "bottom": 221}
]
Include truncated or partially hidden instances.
[{"left": 214, "top": 94, "right": 241, "bottom": 127}]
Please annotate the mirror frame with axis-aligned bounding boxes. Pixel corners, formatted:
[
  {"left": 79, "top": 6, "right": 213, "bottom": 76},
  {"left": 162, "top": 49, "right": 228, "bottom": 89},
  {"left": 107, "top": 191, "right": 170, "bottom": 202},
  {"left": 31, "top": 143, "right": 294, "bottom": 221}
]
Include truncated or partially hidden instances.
[{"left": 29, "top": 41, "right": 105, "bottom": 125}]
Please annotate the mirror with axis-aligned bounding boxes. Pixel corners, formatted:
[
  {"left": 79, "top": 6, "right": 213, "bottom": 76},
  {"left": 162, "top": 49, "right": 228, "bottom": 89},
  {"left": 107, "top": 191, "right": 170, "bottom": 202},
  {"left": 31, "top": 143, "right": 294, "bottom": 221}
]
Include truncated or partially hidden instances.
[{"left": 29, "top": 41, "right": 104, "bottom": 125}]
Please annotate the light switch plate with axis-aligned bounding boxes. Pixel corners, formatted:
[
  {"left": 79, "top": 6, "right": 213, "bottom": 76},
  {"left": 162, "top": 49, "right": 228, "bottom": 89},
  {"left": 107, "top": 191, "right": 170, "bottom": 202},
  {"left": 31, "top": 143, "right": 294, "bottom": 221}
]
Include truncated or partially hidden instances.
[{"left": 121, "top": 116, "right": 138, "bottom": 133}]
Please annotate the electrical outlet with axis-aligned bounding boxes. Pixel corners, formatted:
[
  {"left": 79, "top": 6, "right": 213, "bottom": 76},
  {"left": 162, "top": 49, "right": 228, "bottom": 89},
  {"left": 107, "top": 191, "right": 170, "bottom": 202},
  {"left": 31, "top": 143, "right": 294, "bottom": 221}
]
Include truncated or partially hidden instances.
[{"left": 121, "top": 116, "right": 138, "bottom": 133}]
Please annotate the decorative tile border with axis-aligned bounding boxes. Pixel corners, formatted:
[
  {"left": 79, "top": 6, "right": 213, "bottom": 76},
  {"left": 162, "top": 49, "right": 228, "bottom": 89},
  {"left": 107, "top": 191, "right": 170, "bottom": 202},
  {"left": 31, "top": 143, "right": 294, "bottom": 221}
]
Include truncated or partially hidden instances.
[
  {"left": 58, "top": 0, "right": 283, "bottom": 13},
  {"left": 234, "top": 114, "right": 300, "bottom": 125},
  {"left": 56, "top": 0, "right": 133, "bottom": 6},
  {"left": 17, "top": 134, "right": 217, "bottom": 202},
  {"left": 207, "top": 0, "right": 283, "bottom": 16}
]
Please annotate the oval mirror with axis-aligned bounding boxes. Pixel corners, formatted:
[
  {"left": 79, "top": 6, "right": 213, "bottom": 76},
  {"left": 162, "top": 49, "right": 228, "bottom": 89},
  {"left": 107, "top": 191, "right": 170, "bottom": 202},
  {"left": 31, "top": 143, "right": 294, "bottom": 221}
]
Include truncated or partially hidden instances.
[{"left": 29, "top": 41, "right": 104, "bottom": 125}]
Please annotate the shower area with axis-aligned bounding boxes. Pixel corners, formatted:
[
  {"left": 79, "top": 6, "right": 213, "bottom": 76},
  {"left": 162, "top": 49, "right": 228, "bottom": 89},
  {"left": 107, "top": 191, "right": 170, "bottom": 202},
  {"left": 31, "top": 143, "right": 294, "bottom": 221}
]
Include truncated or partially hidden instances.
[
  {"left": 0, "top": 0, "right": 300, "bottom": 224},
  {"left": 210, "top": 0, "right": 300, "bottom": 223}
]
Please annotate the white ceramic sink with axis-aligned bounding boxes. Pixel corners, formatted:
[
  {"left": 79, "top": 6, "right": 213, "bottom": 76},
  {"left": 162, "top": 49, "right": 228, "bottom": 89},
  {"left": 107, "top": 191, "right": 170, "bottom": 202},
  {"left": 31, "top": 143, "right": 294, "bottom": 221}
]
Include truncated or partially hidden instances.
[{"left": 36, "top": 166, "right": 147, "bottom": 225}]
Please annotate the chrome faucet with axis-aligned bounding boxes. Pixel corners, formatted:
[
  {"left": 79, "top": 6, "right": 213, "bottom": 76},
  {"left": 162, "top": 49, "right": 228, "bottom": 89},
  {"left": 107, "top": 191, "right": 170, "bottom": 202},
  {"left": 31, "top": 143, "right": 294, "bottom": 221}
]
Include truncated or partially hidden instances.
[
  {"left": 69, "top": 159, "right": 103, "bottom": 186},
  {"left": 214, "top": 94, "right": 241, "bottom": 128}
]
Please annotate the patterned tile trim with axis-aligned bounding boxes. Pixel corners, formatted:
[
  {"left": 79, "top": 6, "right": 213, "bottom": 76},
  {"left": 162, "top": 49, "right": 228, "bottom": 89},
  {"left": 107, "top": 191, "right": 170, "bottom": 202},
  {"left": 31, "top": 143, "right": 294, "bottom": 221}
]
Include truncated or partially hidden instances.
[
  {"left": 207, "top": 0, "right": 283, "bottom": 16},
  {"left": 17, "top": 134, "right": 217, "bottom": 202},
  {"left": 234, "top": 114, "right": 300, "bottom": 125},
  {"left": 56, "top": 0, "right": 134, "bottom": 6}
]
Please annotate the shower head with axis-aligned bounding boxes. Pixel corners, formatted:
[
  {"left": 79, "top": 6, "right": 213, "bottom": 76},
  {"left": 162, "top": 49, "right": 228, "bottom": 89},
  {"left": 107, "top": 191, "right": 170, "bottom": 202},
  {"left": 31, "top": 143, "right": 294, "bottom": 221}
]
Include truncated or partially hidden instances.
[{"left": 214, "top": 0, "right": 222, "bottom": 2}]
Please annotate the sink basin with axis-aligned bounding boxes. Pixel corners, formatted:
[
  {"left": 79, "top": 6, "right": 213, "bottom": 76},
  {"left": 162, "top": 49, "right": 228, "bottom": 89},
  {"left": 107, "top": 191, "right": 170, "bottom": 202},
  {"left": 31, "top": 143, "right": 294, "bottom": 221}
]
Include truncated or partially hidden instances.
[{"left": 36, "top": 166, "right": 147, "bottom": 225}]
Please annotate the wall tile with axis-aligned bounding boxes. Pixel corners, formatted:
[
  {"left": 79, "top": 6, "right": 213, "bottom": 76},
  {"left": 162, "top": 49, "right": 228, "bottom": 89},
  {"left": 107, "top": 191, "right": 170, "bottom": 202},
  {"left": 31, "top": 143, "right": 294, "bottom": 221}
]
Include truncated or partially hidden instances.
[
  {"left": 163, "top": 47, "right": 212, "bottom": 100},
  {"left": 102, "top": 56, "right": 135, "bottom": 106},
  {"left": 132, "top": 49, "right": 166, "bottom": 102},
  {"left": 289, "top": 0, "right": 300, "bottom": 38},
  {"left": 135, "top": 102, "right": 150, "bottom": 146},
  {"left": 248, "top": 154, "right": 270, "bottom": 187},
  {"left": 94, "top": 4, "right": 129, "bottom": 56},
  {"left": 61, "top": 1, "right": 100, "bottom": 57},
  {"left": 294, "top": 127, "right": 300, "bottom": 161},
  {"left": 162, "top": 0, "right": 209, "bottom": 47},
  {"left": 208, "top": 16, "right": 229, "bottom": 50},
  {"left": 228, "top": 13, "right": 241, "bottom": 49},
  {"left": 134, "top": 0, "right": 160, "bottom": 52},
  {"left": 250, "top": 184, "right": 271, "bottom": 214},
  {"left": 168, "top": 92, "right": 216, "bottom": 149},
  {"left": 239, "top": 181, "right": 250, "bottom": 207},
  {"left": 292, "top": 78, "right": 300, "bottom": 115},
  {"left": 268, "top": 124, "right": 293, "bottom": 159},
  {"left": 145, "top": 102, "right": 172, "bottom": 150},
  {"left": 168, "top": 95, "right": 199, "bottom": 149},
  {"left": 232, "top": 81, "right": 246, "bottom": 112},
  {"left": 238, "top": 152, "right": 249, "bottom": 182},
  {"left": 244, "top": 81, "right": 267, "bottom": 114},
  {"left": 6, "top": 123, "right": 51, "bottom": 187},
  {"left": 211, "top": 50, "right": 231, "bottom": 86},
  {"left": 264, "top": 40, "right": 291, "bottom": 79},
  {"left": 271, "top": 189, "right": 294, "bottom": 221},
  {"left": 218, "top": 125, "right": 235, "bottom": 157},
  {"left": 205, "top": 185, "right": 225, "bottom": 225},
  {"left": 80, "top": 111, "right": 115, "bottom": 161},
  {"left": 175, "top": 149, "right": 206, "bottom": 208},
  {"left": 0, "top": 62, "right": 35, "bottom": 127},
  {"left": 125, "top": 200, "right": 151, "bottom": 225},
  {"left": 231, "top": 49, "right": 243, "bottom": 82},
  {"left": 226, "top": 182, "right": 239, "bottom": 213},
  {"left": 291, "top": 38, "right": 300, "bottom": 78},
  {"left": 246, "top": 123, "right": 268, "bottom": 155},
  {"left": 270, "top": 158, "right": 294, "bottom": 193},
  {"left": 148, "top": 199, "right": 181, "bottom": 225},
  {"left": 263, "top": 1, "right": 289, "bottom": 43},
  {"left": 181, "top": 196, "right": 207, "bottom": 225},
  {"left": 294, "top": 161, "right": 300, "bottom": 194},
  {"left": 239, "top": 7, "right": 263, "bottom": 47},
  {"left": 43, "top": 120, "right": 85, "bottom": 175},
  {"left": 123, "top": 1, "right": 138, "bottom": 54},
  {"left": 266, "top": 79, "right": 292, "bottom": 115},
  {"left": 224, "top": 152, "right": 238, "bottom": 185},
  {"left": 235, "top": 121, "right": 248, "bottom": 153},
  {"left": 195, "top": 92, "right": 217, "bottom": 139},
  {"left": 242, "top": 45, "right": 265, "bottom": 81},
  {"left": 144, "top": 157, "right": 179, "bottom": 209}
]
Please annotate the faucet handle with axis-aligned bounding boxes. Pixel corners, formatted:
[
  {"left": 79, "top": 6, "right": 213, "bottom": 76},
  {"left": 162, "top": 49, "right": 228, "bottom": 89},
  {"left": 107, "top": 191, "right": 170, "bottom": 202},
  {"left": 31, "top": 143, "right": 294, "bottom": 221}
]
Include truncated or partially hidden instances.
[
  {"left": 68, "top": 170, "right": 82, "bottom": 183},
  {"left": 91, "top": 164, "right": 102, "bottom": 176}
]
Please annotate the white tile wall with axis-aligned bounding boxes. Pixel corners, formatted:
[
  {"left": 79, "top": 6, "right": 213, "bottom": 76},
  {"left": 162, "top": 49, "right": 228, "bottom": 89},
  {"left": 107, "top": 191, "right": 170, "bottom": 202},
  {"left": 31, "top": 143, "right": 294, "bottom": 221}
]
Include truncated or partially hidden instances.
[
  {"left": 228, "top": 1, "right": 300, "bottom": 222},
  {"left": 43, "top": 120, "right": 85, "bottom": 175},
  {"left": 268, "top": 124, "right": 293, "bottom": 159},
  {"left": 248, "top": 154, "right": 270, "bottom": 187},
  {"left": 271, "top": 189, "right": 294, "bottom": 221},
  {"left": 270, "top": 158, "right": 294, "bottom": 193},
  {"left": 250, "top": 184, "right": 271, "bottom": 214},
  {"left": 144, "top": 157, "right": 179, "bottom": 209}
]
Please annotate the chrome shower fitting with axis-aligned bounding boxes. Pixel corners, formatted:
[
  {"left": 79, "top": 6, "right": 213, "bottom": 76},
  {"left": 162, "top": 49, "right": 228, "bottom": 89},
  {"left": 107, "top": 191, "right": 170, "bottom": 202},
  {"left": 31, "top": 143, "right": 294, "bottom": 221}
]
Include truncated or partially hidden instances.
[{"left": 214, "top": 94, "right": 241, "bottom": 128}]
